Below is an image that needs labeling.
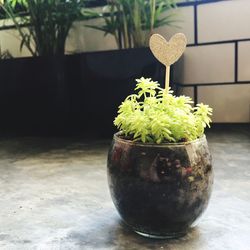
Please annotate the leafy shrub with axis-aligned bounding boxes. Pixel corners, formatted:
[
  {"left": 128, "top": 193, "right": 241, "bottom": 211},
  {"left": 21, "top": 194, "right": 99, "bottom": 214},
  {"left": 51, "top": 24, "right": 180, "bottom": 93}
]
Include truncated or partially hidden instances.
[
  {"left": 85, "top": 0, "right": 177, "bottom": 49},
  {"left": 1, "top": 0, "right": 85, "bottom": 56},
  {"left": 114, "top": 77, "right": 212, "bottom": 143}
]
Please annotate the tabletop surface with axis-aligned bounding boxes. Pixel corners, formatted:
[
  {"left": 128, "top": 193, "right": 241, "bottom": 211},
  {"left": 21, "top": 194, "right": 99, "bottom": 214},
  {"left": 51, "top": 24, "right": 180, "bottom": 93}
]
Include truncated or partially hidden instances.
[{"left": 0, "top": 125, "right": 250, "bottom": 250}]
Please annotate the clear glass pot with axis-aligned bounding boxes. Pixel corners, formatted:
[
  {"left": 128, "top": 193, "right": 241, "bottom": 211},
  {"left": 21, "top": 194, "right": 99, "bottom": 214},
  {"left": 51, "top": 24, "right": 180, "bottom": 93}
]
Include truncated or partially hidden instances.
[{"left": 107, "top": 133, "right": 213, "bottom": 239}]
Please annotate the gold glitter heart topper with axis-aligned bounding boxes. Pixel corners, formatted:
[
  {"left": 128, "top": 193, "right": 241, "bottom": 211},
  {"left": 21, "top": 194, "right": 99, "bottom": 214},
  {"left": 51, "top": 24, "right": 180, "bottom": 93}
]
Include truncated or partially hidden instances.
[{"left": 149, "top": 33, "right": 187, "bottom": 91}]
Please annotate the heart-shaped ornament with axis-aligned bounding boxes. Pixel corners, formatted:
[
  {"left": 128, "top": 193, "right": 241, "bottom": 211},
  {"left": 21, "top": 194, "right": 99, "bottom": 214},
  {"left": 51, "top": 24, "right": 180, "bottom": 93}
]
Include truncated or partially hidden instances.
[{"left": 149, "top": 33, "right": 187, "bottom": 66}]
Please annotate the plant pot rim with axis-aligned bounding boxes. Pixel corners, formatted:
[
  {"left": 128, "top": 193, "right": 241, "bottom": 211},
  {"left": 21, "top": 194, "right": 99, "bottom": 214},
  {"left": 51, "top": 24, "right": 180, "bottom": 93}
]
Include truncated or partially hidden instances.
[{"left": 113, "top": 132, "right": 206, "bottom": 147}]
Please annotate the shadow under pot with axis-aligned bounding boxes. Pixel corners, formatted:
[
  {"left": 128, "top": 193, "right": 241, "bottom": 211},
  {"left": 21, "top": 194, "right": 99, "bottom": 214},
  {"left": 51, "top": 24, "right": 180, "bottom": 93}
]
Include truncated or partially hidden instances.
[{"left": 107, "top": 133, "right": 213, "bottom": 239}]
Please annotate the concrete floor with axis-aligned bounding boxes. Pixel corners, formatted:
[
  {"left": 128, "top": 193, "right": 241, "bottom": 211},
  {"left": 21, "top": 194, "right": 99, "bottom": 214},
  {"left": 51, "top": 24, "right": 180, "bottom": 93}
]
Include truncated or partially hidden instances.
[{"left": 0, "top": 125, "right": 250, "bottom": 250}]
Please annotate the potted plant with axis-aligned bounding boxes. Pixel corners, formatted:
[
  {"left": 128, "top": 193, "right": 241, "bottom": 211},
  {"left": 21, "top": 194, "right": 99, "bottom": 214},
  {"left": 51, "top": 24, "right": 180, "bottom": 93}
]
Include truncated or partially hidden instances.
[
  {"left": 107, "top": 33, "right": 213, "bottom": 238},
  {"left": 0, "top": 1, "right": 179, "bottom": 136},
  {"left": 0, "top": 0, "right": 167, "bottom": 136},
  {"left": 107, "top": 77, "right": 213, "bottom": 238},
  {"left": 0, "top": 0, "right": 85, "bottom": 135},
  {"left": 66, "top": 0, "right": 179, "bottom": 136},
  {"left": 1, "top": 0, "right": 85, "bottom": 56}
]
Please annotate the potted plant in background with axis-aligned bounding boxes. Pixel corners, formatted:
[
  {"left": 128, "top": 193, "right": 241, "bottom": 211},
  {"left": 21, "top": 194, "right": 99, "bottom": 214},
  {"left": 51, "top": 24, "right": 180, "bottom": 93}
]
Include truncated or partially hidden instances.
[
  {"left": 1, "top": 0, "right": 85, "bottom": 56},
  {"left": 0, "top": 0, "right": 180, "bottom": 137},
  {"left": 107, "top": 33, "right": 213, "bottom": 238},
  {"left": 68, "top": 0, "right": 179, "bottom": 137},
  {"left": 0, "top": 0, "right": 85, "bottom": 135},
  {"left": 86, "top": 0, "right": 177, "bottom": 49}
]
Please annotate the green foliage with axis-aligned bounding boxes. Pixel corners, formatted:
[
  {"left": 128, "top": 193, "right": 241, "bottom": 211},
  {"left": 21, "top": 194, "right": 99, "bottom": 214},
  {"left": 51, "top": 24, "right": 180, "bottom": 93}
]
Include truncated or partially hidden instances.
[
  {"left": 85, "top": 0, "right": 177, "bottom": 49},
  {"left": 1, "top": 0, "right": 85, "bottom": 56},
  {"left": 114, "top": 77, "right": 212, "bottom": 143}
]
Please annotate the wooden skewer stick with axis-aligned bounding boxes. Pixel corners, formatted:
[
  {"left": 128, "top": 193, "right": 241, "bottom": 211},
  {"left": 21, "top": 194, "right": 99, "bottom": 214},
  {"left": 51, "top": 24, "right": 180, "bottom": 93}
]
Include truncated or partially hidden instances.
[{"left": 165, "top": 65, "right": 170, "bottom": 92}]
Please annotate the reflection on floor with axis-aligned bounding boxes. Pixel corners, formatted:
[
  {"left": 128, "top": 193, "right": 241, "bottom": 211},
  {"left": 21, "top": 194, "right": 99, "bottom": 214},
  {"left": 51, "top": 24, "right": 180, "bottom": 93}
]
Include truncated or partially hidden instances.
[{"left": 0, "top": 124, "right": 249, "bottom": 249}]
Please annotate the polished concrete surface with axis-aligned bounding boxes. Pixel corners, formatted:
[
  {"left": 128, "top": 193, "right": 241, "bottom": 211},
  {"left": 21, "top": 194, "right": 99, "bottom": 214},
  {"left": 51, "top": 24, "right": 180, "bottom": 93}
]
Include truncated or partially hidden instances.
[{"left": 0, "top": 125, "right": 249, "bottom": 250}]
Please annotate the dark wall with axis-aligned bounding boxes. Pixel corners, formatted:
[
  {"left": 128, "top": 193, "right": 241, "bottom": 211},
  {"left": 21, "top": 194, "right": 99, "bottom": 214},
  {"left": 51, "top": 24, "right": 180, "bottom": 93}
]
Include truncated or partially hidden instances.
[{"left": 0, "top": 48, "right": 164, "bottom": 137}]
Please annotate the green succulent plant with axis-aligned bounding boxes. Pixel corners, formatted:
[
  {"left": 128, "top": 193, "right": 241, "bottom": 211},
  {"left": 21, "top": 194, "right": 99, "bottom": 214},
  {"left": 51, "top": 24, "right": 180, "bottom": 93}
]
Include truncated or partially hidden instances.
[{"left": 114, "top": 77, "right": 212, "bottom": 144}]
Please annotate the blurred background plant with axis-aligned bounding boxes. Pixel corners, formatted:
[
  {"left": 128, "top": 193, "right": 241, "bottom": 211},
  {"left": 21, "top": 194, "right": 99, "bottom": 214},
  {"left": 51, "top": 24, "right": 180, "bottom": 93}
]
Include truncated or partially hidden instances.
[
  {"left": 85, "top": 0, "right": 178, "bottom": 49},
  {"left": 0, "top": 0, "right": 86, "bottom": 56}
]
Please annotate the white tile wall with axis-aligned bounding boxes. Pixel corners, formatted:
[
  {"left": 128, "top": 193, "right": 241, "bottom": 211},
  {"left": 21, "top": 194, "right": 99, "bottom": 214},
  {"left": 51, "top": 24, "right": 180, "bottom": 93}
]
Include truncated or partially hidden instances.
[
  {"left": 67, "top": 19, "right": 117, "bottom": 53},
  {"left": 198, "top": 0, "right": 250, "bottom": 43},
  {"left": 198, "top": 84, "right": 250, "bottom": 123},
  {"left": 173, "top": 44, "right": 235, "bottom": 84},
  {"left": 155, "top": 6, "right": 194, "bottom": 45},
  {"left": 0, "top": 29, "right": 32, "bottom": 58},
  {"left": 178, "top": 87, "right": 194, "bottom": 100},
  {"left": 238, "top": 41, "right": 250, "bottom": 82},
  {"left": 181, "top": 84, "right": 250, "bottom": 123},
  {"left": 178, "top": 84, "right": 250, "bottom": 122}
]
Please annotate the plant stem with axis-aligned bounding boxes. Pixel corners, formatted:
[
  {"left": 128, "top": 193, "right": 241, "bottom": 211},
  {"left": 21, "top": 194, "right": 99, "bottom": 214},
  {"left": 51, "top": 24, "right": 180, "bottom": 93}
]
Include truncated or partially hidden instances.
[
  {"left": 150, "top": 0, "right": 156, "bottom": 33},
  {"left": 121, "top": 6, "right": 129, "bottom": 49}
]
